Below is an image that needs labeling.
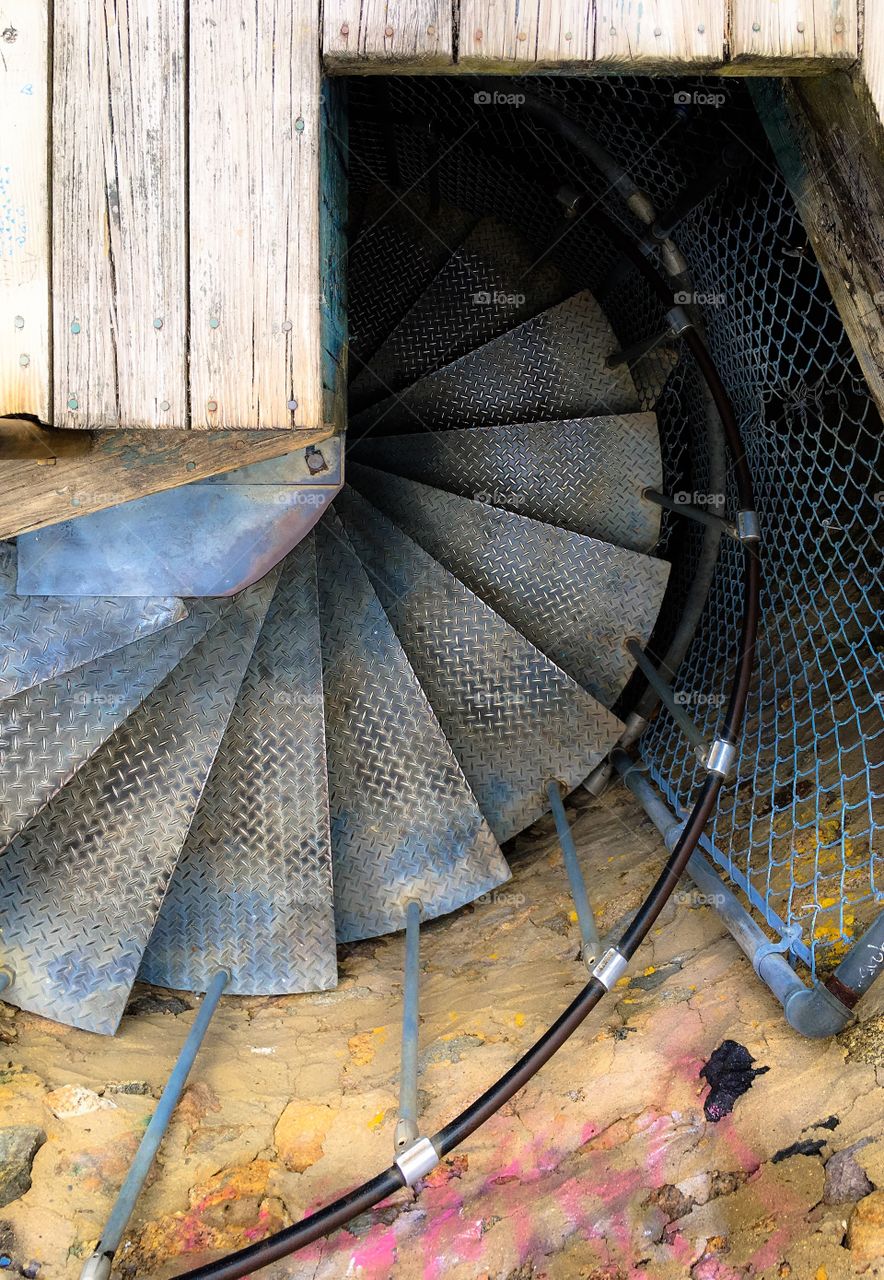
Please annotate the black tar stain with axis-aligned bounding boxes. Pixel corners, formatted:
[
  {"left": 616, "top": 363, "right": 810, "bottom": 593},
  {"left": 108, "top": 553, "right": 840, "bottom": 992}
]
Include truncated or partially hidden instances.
[{"left": 700, "top": 1039, "right": 769, "bottom": 1121}]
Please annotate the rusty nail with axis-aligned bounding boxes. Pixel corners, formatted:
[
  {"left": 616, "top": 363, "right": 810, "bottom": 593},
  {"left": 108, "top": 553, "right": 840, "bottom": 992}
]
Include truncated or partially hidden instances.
[
  {"left": 384, "top": 24, "right": 394, "bottom": 37},
  {"left": 340, "top": 22, "right": 349, "bottom": 35},
  {"left": 475, "top": 28, "right": 483, "bottom": 41},
  {"left": 207, "top": 399, "right": 218, "bottom": 412},
  {"left": 427, "top": 24, "right": 435, "bottom": 35},
  {"left": 516, "top": 30, "right": 527, "bottom": 40}
]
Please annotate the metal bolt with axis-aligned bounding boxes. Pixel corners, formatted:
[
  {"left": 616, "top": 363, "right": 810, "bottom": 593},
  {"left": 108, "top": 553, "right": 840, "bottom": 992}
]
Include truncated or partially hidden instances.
[
  {"left": 282, "top": 320, "right": 293, "bottom": 332},
  {"left": 18, "top": 353, "right": 29, "bottom": 366},
  {"left": 610, "top": 26, "right": 617, "bottom": 36},
  {"left": 288, "top": 398, "right": 298, "bottom": 411},
  {"left": 384, "top": 25, "right": 394, "bottom": 37},
  {"left": 294, "top": 117, "right": 305, "bottom": 133},
  {"left": 427, "top": 24, "right": 435, "bottom": 35},
  {"left": 71, "top": 320, "right": 81, "bottom": 334},
  {"left": 797, "top": 21, "right": 805, "bottom": 32},
  {"left": 209, "top": 316, "right": 220, "bottom": 329},
  {"left": 160, "top": 399, "right": 170, "bottom": 411},
  {"left": 13, "top": 315, "right": 24, "bottom": 329},
  {"left": 68, "top": 396, "right": 78, "bottom": 410},
  {"left": 185, "top": 460, "right": 196, "bottom": 471},
  {"left": 654, "top": 26, "right": 662, "bottom": 36},
  {"left": 153, "top": 317, "right": 163, "bottom": 329},
  {"left": 697, "top": 23, "right": 705, "bottom": 33},
  {"left": 207, "top": 399, "right": 218, "bottom": 412},
  {"left": 752, "top": 20, "right": 761, "bottom": 31},
  {"left": 564, "top": 31, "right": 572, "bottom": 40},
  {"left": 340, "top": 22, "right": 349, "bottom": 36}
]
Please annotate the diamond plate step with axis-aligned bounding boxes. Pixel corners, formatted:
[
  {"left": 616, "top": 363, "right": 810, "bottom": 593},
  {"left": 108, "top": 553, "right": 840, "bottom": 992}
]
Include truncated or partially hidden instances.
[
  {"left": 0, "top": 600, "right": 226, "bottom": 853},
  {"left": 0, "top": 577, "right": 276, "bottom": 1034},
  {"left": 348, "top": 189, "right": 474, "bottom": 372},
  {"left": 316, "top": 512, "right": 510, "bottom": 942},
  {"left": 140, "top": 536, "right": 336, "bottom": 997},
  {"left": 348, "top": 465, "right": 670, "bottom": 710},
  {"left": 350, "top": 217, "right": 569, "bottom": 410},
  {"left": 350, "top": 414, "right": 663, "bottom": 554},
  {"left": 335, "top": 487, "right": 624, "bottom": 843},
  {"left": 0, "top": 594, "right": 187, "bottom": 701},
  {"left": 350, "top": 292, "right": 640, "bottom": 437}
]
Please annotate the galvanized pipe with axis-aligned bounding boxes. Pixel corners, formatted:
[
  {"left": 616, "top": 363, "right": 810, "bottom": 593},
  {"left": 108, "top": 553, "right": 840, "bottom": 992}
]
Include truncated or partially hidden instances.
[
  {"left": 612, "top": 753, "right": 854, "bottom": 1038},
  {"left": 624, "top": 638, "right": 709, "bottom": 756},
  {"left": 547, "top": 781, "right": 601, "bottom": 968},
  {"left": 79, "top": 969, "right": 230, "bottom": 1280},
  {"left": 395, "top": 901, "right": 422, "bottom": 1152}
]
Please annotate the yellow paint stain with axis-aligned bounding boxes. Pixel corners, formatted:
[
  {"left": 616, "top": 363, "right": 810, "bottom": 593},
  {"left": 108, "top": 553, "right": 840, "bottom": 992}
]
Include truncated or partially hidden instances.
[
  {"left": 514, "top": 1012, "right": 525, "bottom": 1028},
  {"left": 816, "top": 1268, "right": 828, "bottom": 1280},
  {"left": 643, "top": 965, "right": 656, "bottom": 977},
  {"left": 568, "top": 910, "right": 578, "bottom": 923},
  {"left": 347, "top": 1028, "right": 385, "bottom": 1067},
  {"left": 487, "top": 953, "right": 498, "bottom": 961},
  {"left": 368, "top": 1110, "right": 386, "bottom": 1131},
  {"left": 615, "top": 976, "right": 630, "bottom": 989}
]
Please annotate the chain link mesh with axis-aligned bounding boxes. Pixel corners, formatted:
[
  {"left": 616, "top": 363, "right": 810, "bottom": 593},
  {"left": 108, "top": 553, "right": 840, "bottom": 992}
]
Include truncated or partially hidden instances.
[{"left": 345, "top": 75, "right": 883, "bottom": 980}]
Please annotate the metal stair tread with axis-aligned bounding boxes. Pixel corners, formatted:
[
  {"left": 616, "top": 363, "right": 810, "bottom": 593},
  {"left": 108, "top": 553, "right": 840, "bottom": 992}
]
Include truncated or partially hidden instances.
[
  {"left": 335, "top": 486, "right": 624, "bottom": 843},
  {"left": 316, "top": 511, "right": 511, "bottom": 942},
  {"left": 348, "top": 464, "right": 670, "bottom": 710},
  {"left": 140, "top": 536, "right": 336, "bottom": 997},
  {"left": 0, "top": 599, "right": 226, "bottom": 853},
  {"left": 350, "top": 216, "right": 569, "bottom": 410},
  {"left": 350, "top": 414, "right": 663, "bottom": 553},
  {"left": 0, "top": 593, "right": 187, "bottom": 701},
  {"left": 350, "top": 291, "right": 640, "bottom": 436},
  {"left": 0, "top": 576, "right": 277, "bottom": 1034}
]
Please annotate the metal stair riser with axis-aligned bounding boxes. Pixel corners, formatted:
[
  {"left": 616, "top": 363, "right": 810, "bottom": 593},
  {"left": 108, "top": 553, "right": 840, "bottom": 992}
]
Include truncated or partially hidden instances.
[
  {"left": 335, "top": 486, "right": 624, "bottom": 843},
  {"left": 0, "top": 577, "right": 277, "bottom": 1034},
  {"left": 316, "top": 513, "right": 511, "bottom": 942},
  {"left": 350, "top": 415, "right": 663, "bottom": 553},
  {"left": 140, "top": 536, "right": 337, "bottom": 996},
  {"left": 350, "top": 292, "right": 640, "bottom": 437},
  {"left": 0, "top": 601, "right": 226, "bottom": 851},
  {"left": 0, "top": 594, "right": 187, "bottom": 701},
  {"left": 348, "top": 464, "right": 670, "bottom": 710},
  {"left": 350, "top": 217, "right": 568, "bottom": 409}
]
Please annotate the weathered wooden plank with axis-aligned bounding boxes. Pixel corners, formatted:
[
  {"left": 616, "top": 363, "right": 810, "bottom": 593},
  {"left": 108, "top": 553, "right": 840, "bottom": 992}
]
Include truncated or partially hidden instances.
[
  {"left": 189, "top": 0, "right": 322, "bottom": 430},
  {"left": 52, "top": 1, "right": 186, "bottom": 429},
  {"left": 750, "top": 76, "right": 884, "bottom": 419},
  {"left": 594, "top": 0, "right": 725, "bottom": 69},
  {"left": 458, "top": 1, "right": 593, "bottom": 68},
  {"left": 0, "top": 1, "right": 50, "bottom": 421},
  {"left": 320, "top": 80, "right": 348, "bottom": 434},
  {"left": 730, "top": 0, "right": 857, "bottom": 69},
  {"left": 0, "top": 422, "right": 335, "bottom": 538},
  {"left": 323, "top": 0, "right": 452, "bottom": 68},
  {"left": 863, "top": 0, "right": 884, "bottom": 125}
]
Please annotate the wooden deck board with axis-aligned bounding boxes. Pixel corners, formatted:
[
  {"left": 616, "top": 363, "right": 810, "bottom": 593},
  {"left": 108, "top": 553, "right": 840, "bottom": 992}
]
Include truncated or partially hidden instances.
[
  {"left": 458, "top": 1, "right": 593, "bottom": 69},
  {"left": 730, "top": 0, "right": 857, "bottom": 70},
  {"left": 189, "top": 0, "right": 322, "bottom": 430},
  {"left": 323, "top": 0, "right": 452, "bottom": 68},
  {"left": 594, "top": 0, "right": 725, "bottom": 70},
  {"left": 0, "top": 0, "right": 50, "bottom": 421},
  {"left": 52, "top": 0, "right": 187, "bottom": 429}
]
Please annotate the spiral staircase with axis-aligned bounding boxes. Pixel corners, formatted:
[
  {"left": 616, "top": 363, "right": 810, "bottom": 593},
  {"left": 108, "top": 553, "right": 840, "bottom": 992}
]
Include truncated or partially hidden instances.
[{"left": 0, "top": 195, "right": 674, "bottom": 1036}]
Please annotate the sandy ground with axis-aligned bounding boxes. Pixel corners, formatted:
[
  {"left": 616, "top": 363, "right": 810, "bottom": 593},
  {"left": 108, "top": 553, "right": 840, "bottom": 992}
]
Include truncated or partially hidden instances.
[{"left": 2, "top": 783, "right": 883, "bottom": 1280}]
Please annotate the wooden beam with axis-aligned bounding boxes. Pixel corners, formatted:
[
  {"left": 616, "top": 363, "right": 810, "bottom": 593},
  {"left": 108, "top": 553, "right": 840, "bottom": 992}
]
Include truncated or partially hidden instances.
[
  {"left": 323, "top": 0, "right": 453, "bottom": 69},
  {"left": 189, "top": 0, "right": 322, "bottom": 430},
  {"left": 750, "top": 75, "right": 884, "bottom": 419},
  {"left": 52, "top": 1, "right": 187, "bottom": 429},
  {"left": 594, "top": 0, "right": 725, "bottom": 70},
  {"left": 458, "top": 1, "right": 592, "bottom": 69},
  {"left": 0, "top": 422, "right": 335, "bottom": 539},
  {"left": 730, "top": 0, "right": 857, "bottom": 71},
  {"left": 0, "top": 0, "right": 50, "bottom": 421}
]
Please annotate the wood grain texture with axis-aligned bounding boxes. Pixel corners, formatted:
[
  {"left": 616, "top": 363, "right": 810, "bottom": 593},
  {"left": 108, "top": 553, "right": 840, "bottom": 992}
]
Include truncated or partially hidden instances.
[
  {"left": 0, "top": 1, "right": 50, "bottom": 420},
  {"left": 458, "top": 1, "right": 593, "bottom": 68},
  {"left": 750, "top": 76, "right": 884, "bottom": 418},
  {"left": 862, "top": 0, "right": 884, "bottom": 125},
  {"left": 323, "top": 0, "right": 452, "bottom": 68},
  {"left": 594, "top": 0, "right": 725, "bottom": 68},
  {"left": 189, "top": 0, "right": 322, "bottom": 430},
  {"left": 730, "top": 0, "right": 857, "bottom": 69},
  {"left": 52, "top": 1, "right": 186, "bottom": 429},
  {"left": 0, "top": 422, "right": 334, "bottom": 538}
]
